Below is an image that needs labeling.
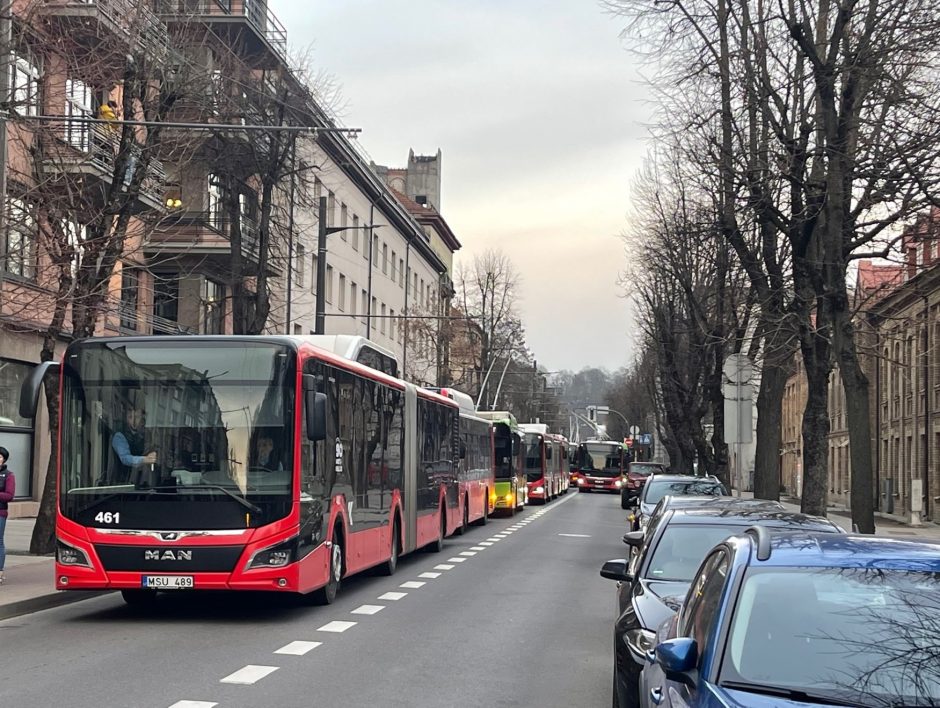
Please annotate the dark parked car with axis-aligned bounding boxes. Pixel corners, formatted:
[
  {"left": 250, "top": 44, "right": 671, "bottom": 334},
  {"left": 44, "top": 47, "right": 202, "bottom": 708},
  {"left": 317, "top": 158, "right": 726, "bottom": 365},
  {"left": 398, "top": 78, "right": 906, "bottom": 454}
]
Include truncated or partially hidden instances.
[
  {"left": 622, "top": 462, "right": 668, "bottom": 508},
  {"left": 640, "top": 531, "right": 940, "bottom": 707},
  {"left": 600, "top": 503, "right": 842, "bottom": 708},
  {"left": 628, "top": 475, "right": 728, "bottom": 531}
]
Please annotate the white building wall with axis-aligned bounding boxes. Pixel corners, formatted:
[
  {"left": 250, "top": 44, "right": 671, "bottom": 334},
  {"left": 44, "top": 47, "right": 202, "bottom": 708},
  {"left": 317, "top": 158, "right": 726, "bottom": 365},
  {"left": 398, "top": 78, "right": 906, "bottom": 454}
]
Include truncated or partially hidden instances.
[{"left": 282, "top": 147, "right": 443, "bottom": 383}]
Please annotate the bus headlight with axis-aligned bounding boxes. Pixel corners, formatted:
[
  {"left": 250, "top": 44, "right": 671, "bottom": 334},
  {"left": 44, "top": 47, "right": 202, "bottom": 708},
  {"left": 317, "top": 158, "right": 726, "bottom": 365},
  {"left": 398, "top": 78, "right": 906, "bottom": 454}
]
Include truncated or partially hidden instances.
[
  {"left": 57, "top": 540, "right": 91, "bottom": 568},
  {"left": 534, "top": 486, "right": 544, "bottom": 494},
  {"left": 247, "top": 537, "right": 297, "bottom": 569}
]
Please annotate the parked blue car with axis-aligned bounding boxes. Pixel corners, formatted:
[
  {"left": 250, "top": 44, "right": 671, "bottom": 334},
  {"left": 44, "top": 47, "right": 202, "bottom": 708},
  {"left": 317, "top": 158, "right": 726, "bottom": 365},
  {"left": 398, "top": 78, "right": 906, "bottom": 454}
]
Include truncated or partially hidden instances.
[{"left": 640, "top": 531, "right": 940, "bottom": 707}]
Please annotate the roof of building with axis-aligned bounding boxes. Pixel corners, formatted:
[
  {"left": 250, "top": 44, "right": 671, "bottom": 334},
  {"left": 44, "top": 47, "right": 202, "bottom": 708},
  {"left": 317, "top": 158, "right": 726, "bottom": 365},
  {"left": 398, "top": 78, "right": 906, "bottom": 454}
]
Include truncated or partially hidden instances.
[
  {"left": 856, "top": 259, "right": 904, "bottom": 299},
  {"left": 390, "top": 188, "right": 462, "bottom": 252}
]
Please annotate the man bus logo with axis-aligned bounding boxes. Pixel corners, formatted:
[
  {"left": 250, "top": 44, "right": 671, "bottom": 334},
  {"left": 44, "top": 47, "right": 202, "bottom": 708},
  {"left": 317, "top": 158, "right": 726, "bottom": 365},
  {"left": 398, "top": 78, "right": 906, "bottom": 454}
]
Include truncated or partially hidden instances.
[{"left": 144, "top": 549, "right": 193, "bottom": 561}]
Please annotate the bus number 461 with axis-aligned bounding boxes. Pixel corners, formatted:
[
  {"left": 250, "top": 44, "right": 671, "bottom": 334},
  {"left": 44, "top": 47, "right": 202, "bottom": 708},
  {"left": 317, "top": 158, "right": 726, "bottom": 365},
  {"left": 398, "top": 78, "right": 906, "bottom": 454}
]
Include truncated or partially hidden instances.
[{"left": 94, "top": 512, "right": 120, "bottom": 524}]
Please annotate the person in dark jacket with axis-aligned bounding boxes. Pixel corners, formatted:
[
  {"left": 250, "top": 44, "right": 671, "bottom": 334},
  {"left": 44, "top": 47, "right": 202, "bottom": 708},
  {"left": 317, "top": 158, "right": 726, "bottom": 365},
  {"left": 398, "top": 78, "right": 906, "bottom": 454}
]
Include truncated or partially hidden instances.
[{"left": 0, "top": 446, "right": 15, "bottom": 585}]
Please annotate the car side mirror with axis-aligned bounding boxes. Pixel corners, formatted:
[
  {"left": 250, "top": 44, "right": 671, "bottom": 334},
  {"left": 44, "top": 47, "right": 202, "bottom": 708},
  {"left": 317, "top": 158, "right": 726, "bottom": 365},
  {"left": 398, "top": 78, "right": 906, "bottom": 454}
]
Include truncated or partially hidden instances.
[
  {"left": 656, "top": 638, "right": 698, "bottom": 687},
  {"left": 599, "top": 558, "right": 633, "bottom": 582},
  {"left": 622, "top": 531, "right": 644, "bottom": 547}
]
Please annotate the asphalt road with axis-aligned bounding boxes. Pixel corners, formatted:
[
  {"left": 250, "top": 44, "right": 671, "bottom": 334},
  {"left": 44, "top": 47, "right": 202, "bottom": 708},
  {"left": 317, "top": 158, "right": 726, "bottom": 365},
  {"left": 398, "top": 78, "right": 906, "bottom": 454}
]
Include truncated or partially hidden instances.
[{"left": 0, "top": 490, "right": 628, "bottom": 708}]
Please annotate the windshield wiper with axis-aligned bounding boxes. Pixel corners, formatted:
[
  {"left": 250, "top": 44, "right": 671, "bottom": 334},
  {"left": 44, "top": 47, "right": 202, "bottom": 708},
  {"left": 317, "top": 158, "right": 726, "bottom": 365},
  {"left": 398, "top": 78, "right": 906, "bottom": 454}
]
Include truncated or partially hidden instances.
[
  {"left": 720, "top": 681, "right": 871, "bottom": 707},
  {"left": 151, "top": 484, "right": 262, "bottom": 514}
]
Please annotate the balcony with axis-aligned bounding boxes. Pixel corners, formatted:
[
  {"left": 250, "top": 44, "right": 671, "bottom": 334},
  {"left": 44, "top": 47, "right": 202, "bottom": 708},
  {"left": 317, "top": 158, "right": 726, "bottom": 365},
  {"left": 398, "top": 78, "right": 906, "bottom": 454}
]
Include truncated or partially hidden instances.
[
  {"left": 41, "top": 0, "right": 169, "bottom": 61},
  {"left": 149, "top": 210, "right": 277, "bottom": 271},
  {"left": 156, "top": 0, "right": 287, "bottom": 66},
  {"left": 42, "top": 122, "right": 167, "bottom": 213}
]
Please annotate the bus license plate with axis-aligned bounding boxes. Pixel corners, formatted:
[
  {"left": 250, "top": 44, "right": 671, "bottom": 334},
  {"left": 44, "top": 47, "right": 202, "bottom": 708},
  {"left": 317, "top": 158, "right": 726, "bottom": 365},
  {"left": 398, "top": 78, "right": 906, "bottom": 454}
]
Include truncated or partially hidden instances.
[{"left": 141, "top": 575, "right": 194, "bottom": 590}]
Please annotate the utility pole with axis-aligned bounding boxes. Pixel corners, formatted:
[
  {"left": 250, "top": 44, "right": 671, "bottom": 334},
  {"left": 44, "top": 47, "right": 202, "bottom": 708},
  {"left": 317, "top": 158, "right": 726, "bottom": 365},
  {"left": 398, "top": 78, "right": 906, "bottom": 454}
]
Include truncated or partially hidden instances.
[
  {"left": 284, "top": 135, "right": 297, "bottom": 332},
  {"left": 314, "top": 195, "right": 327, "bottom": 334},
  {"left": 366, "top": 203, "right": 374, "bottom": 338},
  {"left": 0, "top": 0, "right": 12, "bottom": 299}
]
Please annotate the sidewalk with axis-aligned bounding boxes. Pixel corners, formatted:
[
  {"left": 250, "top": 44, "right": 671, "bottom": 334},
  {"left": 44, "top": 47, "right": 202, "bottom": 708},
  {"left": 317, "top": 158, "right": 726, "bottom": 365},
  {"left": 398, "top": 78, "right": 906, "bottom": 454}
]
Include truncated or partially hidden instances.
[
  {"left": 1, "top": 518, "right": 105, "bottom": 620},
  {"left": 739, "top": 492, "right": 940, "bottom": 540}
]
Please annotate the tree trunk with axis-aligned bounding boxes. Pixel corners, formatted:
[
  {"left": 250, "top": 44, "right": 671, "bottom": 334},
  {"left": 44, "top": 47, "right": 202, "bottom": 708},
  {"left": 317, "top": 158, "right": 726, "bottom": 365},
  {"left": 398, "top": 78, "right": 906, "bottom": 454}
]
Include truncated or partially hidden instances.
[
  {"left": 833, "top": 305, "right": 876, "bottom": 533},
  {"left": 753, "top": 323, "right": 795, "bottom": 500},
  {"left": 29, "top": 330, "right": 64, "bottom": 555},
  {"left": 799, "top": 315, "right": 832, "bottom": 517}
]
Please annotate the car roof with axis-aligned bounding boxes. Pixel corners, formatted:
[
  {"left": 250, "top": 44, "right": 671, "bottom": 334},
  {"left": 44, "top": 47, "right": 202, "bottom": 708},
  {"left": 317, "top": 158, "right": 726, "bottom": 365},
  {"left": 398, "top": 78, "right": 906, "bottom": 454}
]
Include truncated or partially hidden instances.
[
  {"left": 660, "top": 495, "right": 784, "bottom": 510},
  {"left": 665, "top": 506, "right": 838, "bottom": 531},
  {"left": 742, "top": 532, "right": 940, "bottom": 569},
  {"left": 646, "top": 474, "right": 716, "bottom": 483}
]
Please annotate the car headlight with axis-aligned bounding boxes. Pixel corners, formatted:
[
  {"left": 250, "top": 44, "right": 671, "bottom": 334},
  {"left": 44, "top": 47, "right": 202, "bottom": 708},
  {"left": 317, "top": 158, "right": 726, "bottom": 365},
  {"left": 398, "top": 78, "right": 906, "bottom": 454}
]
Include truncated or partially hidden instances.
[
  {"left": 577, "top": 478, "right": 585, "bottom": 485},
  {"left": 57, "top": 539, "right": 92, "bottom": 568},
  {"left": 247, "top": 537, "right": 297, "bottom": 569},
  {"left": 624, "top": 628, "right": 657, "bottom": 658},
  {"left": 614, "top": 479, "right": 623, "bottom": 488}
]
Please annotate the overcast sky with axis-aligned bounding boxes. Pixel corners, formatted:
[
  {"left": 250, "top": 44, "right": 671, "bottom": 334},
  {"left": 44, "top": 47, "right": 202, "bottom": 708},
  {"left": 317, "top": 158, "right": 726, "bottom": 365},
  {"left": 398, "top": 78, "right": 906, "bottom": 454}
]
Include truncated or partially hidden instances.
[{"left": 271, "top": 0, "right": 651, "bottom": 372}]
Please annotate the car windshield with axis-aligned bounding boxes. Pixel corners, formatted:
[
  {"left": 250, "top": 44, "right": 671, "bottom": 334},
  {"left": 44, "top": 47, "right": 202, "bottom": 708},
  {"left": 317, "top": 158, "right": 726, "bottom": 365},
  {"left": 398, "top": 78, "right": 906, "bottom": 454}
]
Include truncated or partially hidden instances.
[
  {"left": 630, "top": 464, "right": 659, "bottom": 476},
  {"left": 580, "top": 443, "right": 622, "bottom": 476},
  {"left": 643, "top": 479, "right": 725, "bottom": 506},
  {"left": 721, "top": 567, "right": 940, "bottom": 706},
  {"left": 60, "top": 341, "right": 294, "bottom": 530},
  {"left": 645, "top": 524, "right": 743, "bottom": 581}
]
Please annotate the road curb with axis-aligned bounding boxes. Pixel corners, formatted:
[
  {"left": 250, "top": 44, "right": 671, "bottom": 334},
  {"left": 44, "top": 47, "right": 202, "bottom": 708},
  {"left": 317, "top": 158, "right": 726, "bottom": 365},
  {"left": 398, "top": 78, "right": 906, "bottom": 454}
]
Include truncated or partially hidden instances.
[{"left": 0, "top": 590, "right": 111, "bottom": 621}]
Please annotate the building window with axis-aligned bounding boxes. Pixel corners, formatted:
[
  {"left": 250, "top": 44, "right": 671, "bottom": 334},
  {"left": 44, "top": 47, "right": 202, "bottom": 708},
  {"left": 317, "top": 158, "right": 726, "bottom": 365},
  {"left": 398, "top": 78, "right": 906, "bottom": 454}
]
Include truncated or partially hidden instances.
[
  {"left": 3, "top": 197, "right": 35, "bottom": 280},
  {"left": 373, "top": 236, "right": 379, "bottom": 267},
  {"left": 311, "top": 253, "right": 318, "bottom": 294},
  {"left": 152, "top": 274, "right": 179, "bottom": 334},
  {"left": 328, "top": 191, "right": 336, "bottom": 226},
  {"left": 207, "top": 174, "right": 223, "bottom": 227},
  {"left": 391, "top": 250, "right": 397, "bottom": 280},
  {"left": 382, "top": 243, "right": 388, "bottom": 275},
  {"left": 203, "top": 279, "right": 224, "bottom": 334},
  {"left": 65, "top": 78, "right": 93, "bottom": 151},
  {"left": 352, "top": 215, "right": 359, "bottom": 251},
  {"left": 296, "top": 243, "right": 305, "bottom": 288},
  {"left": 389, "top": 309, "right": 396, "bottom": 341},
  {"left": 11, "top": 50, "right": 41, "bottom": 117},
  {"left": 420, "top": 278, "right": 425, "bottom": 306},
  {"left": 371, "top": 296, "right": 377, "bottom": 324},
  {"left": 399, "top": 259, "right": 404, "bottom": 287},
  {"left": 340, "top": 203, "right": 348, "bottom": 243},
  {"left": 361, "top": 289, "right": 368, "bottom": 322},
  {"left": 314, "top": 178, "right": 322, "bottom": 204},
  {"left": 338, "top": 273, "right": 346, "bottom": 311},
  {"left": 120, "top": 268, "right": 139, "bottom": 331},
  {"left": 326, "top": 265, "right": 334, "bottom": 303},
  {"left": 293, "top": 324, "right": 302, "bottom": 335},
  {"left": 381, "top": 303, "right": 387, "bottom": 335},
  {"left": 350, "top": 280, "right": 357, "bottom": 314}
]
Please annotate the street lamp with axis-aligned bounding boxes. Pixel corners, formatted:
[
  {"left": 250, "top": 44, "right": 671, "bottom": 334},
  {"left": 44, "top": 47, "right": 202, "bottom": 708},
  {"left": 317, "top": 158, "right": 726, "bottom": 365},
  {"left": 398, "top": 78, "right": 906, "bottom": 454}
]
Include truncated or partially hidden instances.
[{"left": 313, "top": 195, "right": 381, "bottom": 334}]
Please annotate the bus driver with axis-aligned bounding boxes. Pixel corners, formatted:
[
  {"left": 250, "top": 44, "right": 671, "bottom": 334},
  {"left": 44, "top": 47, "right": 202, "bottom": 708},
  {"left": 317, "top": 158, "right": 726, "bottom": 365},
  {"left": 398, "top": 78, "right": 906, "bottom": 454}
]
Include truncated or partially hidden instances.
[{"left": 109, "top": 404, "right": 157, "bottom": 485}]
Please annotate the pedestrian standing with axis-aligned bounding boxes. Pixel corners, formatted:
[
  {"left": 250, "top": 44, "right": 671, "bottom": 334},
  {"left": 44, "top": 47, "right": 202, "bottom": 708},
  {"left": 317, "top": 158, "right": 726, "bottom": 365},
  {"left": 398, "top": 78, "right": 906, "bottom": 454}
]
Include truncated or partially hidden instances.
[{"left": 0, "top": 446, "right": 14, "bottom": 585}]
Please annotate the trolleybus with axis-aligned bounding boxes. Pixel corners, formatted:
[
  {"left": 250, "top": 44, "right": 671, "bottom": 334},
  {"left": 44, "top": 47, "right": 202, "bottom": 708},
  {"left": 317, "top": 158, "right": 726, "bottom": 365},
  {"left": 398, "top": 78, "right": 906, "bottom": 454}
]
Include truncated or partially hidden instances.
[
  {"left": 573, "top": 439, "right": 628, "bottom": 493},
  {"left": 20, "top": 335, "right": 459, "bottom": 605},
  {"left": 476, "top": 411, "right": 526, "bottom": 514}
]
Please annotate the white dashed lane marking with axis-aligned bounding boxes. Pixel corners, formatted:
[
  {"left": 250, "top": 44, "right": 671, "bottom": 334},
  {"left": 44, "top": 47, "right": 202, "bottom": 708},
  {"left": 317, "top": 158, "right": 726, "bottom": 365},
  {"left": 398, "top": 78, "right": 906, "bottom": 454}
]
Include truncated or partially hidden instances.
[
  {"left": 351, "top": 604, "right": 385, "bottom": 615},
  {"left": 220, "top": 665, "right": 279, "bottom": 685},
  {"left": 169, "top": 702, "right": 217, "bottom": 708},
  {"left": 470, "top": 546, "right": 486, "bottom": 550},
  {"left": 447, "top": 557, "right": 467, "bottom": 563},
  {"left": 401, "top": 580, "right": 426, "bottom": 588},
  {"left": 434, "top": 564, "right": 455, "bottom": 570},
  {"left": 275, "top": 641, "right": 322, "bottom": 656},
  {"left": 459, "top": 551, "right": 477, "bottom": 556},
  {"left": 558, "top": 533, "right": 591, "bottom": 538},
  {"left": 318, "top": 620, "right": 357, "bottom": 633},
  {"left": 379, "top": 591, "right": 407, "bottom": 601},
  {"left": 478, "top": 541, "right": 494, "bottom": 546},
  {"left": 419, "top": 572, "right": 441, "bottom": 579}
]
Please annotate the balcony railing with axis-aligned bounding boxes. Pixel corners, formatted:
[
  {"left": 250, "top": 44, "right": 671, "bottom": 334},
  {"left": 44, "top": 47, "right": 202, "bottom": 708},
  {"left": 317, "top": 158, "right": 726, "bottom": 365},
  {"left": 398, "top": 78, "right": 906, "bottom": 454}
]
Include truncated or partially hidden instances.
[
  {"left": 157, "top": 209, "right": 261, "bottom": 261},
  {"left": 156, "top": 0, "right": 287, "bottom": 63},
  {"left": 42, "top": 0, "right": 169, "bottom": 60},
  {"left": 48, "top": 121, "right": 166, "bottom": 208}
]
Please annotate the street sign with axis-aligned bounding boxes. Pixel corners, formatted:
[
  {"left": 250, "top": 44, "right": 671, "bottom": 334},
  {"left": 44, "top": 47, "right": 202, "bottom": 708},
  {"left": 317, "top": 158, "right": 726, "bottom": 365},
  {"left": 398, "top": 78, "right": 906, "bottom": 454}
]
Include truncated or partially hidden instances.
[
  {"left": 723, "top": 382, "right": 753, "bottom": 444},
  {"left": 629, "top": 425, "right": 640, "bottom": 436},
  {"left": 723, "top": 353, "right": 753, "bottom": 385},
  {"left": 639, "top": 434, "right": 652, "bottom": 446}
]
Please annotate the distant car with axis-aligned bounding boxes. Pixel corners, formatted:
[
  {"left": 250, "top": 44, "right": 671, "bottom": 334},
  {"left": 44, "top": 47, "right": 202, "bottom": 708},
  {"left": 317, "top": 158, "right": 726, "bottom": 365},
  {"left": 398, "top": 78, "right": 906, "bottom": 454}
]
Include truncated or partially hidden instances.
[
  {"left": 640, "top": 531, "right": 940, "bottom": 708},
  {"left": 622, "top": 462, "right": 667, "bottom": 508},
  {"left": 629, "top": 475, "right": 728, "bottom": 531},
  {"left": 600, "top": 503, "right": 842, "bottom": 708}
]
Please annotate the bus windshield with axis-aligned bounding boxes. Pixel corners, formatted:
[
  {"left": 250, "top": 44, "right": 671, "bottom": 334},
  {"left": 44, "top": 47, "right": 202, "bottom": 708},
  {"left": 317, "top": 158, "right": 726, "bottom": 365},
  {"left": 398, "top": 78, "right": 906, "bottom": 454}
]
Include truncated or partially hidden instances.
[
  {"left": 60, "top": 341, "right": 295, "bottom": 531},
  {"left": 524, "top": 433, "right": 544, "bottom": 481},
  {"left": 580, "top": 443, "right": 623, "bottom": 477}
]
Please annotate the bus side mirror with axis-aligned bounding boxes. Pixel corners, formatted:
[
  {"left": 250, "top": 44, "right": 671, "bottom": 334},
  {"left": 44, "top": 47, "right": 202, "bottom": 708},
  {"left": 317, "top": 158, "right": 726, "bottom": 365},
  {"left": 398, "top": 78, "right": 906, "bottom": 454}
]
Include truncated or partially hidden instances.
[
  {"left": 20, "top": 361, "right": 59, "bottom": 419},
  {"left": 302, "top": 375, "right": 327, "bottom": 441}
]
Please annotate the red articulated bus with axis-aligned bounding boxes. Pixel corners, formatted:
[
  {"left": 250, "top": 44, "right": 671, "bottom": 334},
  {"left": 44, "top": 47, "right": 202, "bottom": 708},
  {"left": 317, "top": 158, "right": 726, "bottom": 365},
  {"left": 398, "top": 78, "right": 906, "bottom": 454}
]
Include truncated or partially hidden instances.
[
  {"left": 519, "top": 423, "right": 566, "bottom": 504},
  {"left": 20, "top": 335, "right": 459, "bottom": 606},
  {"left": 433, "top": 388, "right": 496, "bottom": 532}
]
